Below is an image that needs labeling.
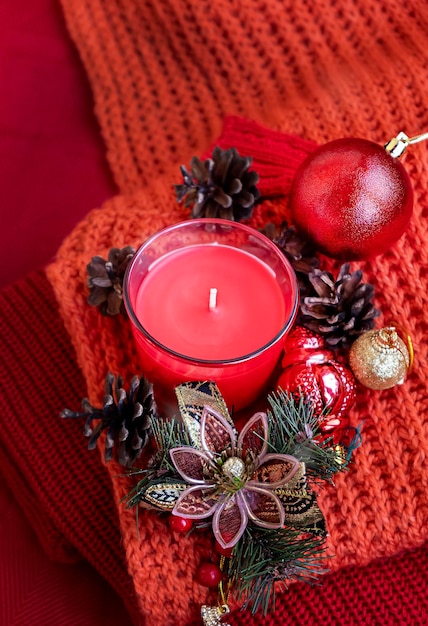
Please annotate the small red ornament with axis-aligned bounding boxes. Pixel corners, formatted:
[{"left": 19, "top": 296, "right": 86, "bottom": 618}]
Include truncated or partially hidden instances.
[
  {"left": 196, "top": 562, "right": 223, "bottom": 588},
  {"left": 276, "top": 327, "right": 356, "bottom": 442},
  {"left": 168, "top": 515, "right": 194, "bottom": 534},
  {"left": 289, "top": 136, "right": 414, "bottom": 260},
  {"left": 215, "top": 541, "right": 234, "bottom": 558}
]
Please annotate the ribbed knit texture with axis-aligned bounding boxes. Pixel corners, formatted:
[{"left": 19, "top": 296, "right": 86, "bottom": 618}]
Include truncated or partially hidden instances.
[
  {"left": 0, "top": 271, "right": 140, "bottom": 625},
  {"left": 58, "top": 0, "right": 428, "bottom": 194},
  {"left": 45, "top": 1, "right": 428, "bottom": 624},
  {"left": 0, "top": 483, "right": 133, "bottom": 626},
  {"left": 2, "top": 272, "right": 428, "bottom": 626}
]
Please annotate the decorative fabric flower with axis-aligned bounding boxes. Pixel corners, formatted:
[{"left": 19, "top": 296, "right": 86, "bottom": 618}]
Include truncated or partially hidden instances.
[{"left": 170, "top": 407, "right": 300, "bottom": 548}]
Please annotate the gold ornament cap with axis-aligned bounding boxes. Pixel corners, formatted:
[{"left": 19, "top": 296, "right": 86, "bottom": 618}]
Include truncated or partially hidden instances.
[
  {"left": 349, "top": 327, "right": 411, "bottom": 390},
  {"left": 384, "top": 131, "right": 428, "bottom": 158}
]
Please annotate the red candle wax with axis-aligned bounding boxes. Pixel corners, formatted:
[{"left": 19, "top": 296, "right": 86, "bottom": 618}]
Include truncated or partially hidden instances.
[
  {"left": 137, "top": 244, "right": 286, "bottom": 361},
  {"left": 124, "top": 220, "right": 298, "bottom": 411}
]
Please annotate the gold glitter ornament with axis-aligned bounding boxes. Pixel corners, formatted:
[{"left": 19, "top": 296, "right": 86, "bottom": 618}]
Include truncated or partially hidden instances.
[{"left": 349, "top": 327, "right": 411, "bottom": 390}]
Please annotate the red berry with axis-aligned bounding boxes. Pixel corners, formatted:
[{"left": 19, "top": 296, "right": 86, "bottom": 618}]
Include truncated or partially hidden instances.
[
  {"left": 215, "top": 541, "right": 234, "bottom": 558},
  {"left": 168, "top": 515, "right": 193, "bottom": 534},
  {"left": 289, "top": 138, "right": 413, "bottom": 260},
  {"left": 196, "top": 562, "right": 223, "bottom": 587}
]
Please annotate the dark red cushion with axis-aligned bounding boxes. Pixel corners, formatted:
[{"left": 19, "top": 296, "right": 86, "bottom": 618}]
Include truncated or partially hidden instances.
[
  {"left": 0, "top": 1, "right": 130, "bottom": 624},
  {"left": 0, "top": 0, "right": 116, "bottom": 289}
]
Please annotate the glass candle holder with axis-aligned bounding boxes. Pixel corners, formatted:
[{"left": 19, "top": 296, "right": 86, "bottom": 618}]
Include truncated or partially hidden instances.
[{"left": 124, "top": 219, "right": 299, "bottom": 411}]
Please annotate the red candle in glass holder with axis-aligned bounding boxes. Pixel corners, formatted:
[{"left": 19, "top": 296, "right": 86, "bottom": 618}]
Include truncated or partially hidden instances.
[{"left": 124, "top": 219, "right": 298, "bottom": 411}]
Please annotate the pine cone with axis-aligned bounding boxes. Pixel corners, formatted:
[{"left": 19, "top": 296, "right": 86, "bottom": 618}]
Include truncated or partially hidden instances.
[
  {"left": 61, "top": 373, "right": 157, "bottom": 467},
  {"left": 298, "top": 263, "right": 381, "bottom": 348},
  {"left": 175, "top": 146, "right": 260, "bottom": 221},
  {"left": 261, "top": 221, "right": 319, "bottom": 295},
  {"left": 87, "top": 246, "right": 135, "bottom": 316}
]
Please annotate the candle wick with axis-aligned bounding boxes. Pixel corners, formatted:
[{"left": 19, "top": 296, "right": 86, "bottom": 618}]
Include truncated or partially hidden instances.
[{"left": 209, "top": 288, "right": 218, "bottom": 311}]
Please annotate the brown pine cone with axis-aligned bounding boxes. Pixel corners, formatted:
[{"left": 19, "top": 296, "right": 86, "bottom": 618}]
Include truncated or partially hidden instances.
[
  {"left": 175, "top": 146, "right": 260, "bottom": 221},
  {"left": 261, "top": 221, "right": 319, "bottom": 295},
  {"left": 298, "top": 263, "right": 381, "bottom": 348},
  {"left": 87, "top": 246, "right": 135, "bottom": 316},
  {"left": 61, "top": 373, "right": 157, "bottom": 467}
]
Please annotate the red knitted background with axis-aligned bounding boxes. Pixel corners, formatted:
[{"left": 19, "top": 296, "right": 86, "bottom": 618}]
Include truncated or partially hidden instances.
[
  {"left": 1, "top": 0, "right": 428, "bottom": 624},
  {"left": 47, "top": 1, "right": 428, "bottom": 623}
]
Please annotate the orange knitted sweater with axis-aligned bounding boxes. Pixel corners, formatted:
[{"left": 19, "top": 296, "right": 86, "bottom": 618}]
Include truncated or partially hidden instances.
[{"left": 48, "top": 1, "right": 428, "bottom": 624}]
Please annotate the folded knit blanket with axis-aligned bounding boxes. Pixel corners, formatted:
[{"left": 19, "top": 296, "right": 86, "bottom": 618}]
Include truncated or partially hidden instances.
[
  {"left": 4, "top": 0, "right": 428, "bottom": 624},
  {"left": 1, "top": 268, "right": 428, "bottom": 626}
]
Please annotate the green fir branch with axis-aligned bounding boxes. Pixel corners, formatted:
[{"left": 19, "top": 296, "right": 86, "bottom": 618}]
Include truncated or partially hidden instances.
[
  {"left": 150, "top": 415, "right": 192, "bottom": 472},
  {"left": 229, "top": 526, "right": 328, "bottom": 615},
  {"left": 267, "top": 389, "right": 320, "bottom": 451},
  {"left": 124, "top": 415, "right": 191, "bottom": 509},
  {"left": 266, "top": 390, "right": 346, "bottom": 480},
  {"left": 123, "top": 468, "right": 157, "bottom": 509}
]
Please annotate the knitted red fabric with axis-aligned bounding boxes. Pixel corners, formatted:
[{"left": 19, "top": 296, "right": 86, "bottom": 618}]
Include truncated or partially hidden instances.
[
  {"left": 40, "top": 0, "right": 428, "bottom": 623},
  {"left": 46, "top": 116, "right": 428, "bottom": 625},
  {"left": 0, "top": 271, "right": 140, "bottom": 625},
  {"left": 58, "top": 0, "right": 428, "bottom": 195},
  {"left": 1, "top": 271, "right": 428, "bottom": 626},
  {"left": 0, "top": 483, "right": 133, "bottom": 626}
]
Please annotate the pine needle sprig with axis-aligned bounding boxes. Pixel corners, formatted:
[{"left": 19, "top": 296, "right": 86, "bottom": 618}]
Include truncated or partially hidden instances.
[
  {"left": 267, "top": 390, "right": 319, "bottom": 454},
  {"left": 266, "top": 390, "right": 346, "bottom": 479},
  {"left": 122, "top": 468, "right": 154, "bottom": 509},
  {"left": 229, "top": 526, "right": 328, "bottom": 615},
  {"left": 123, "top": 415, "right": 191, "bottom": 509},
  {"left": 150, "top": 415, "right": 192, "bottom": 472},
  {"left": 304, "top": 443, "right": 346, "bottom": 481}
]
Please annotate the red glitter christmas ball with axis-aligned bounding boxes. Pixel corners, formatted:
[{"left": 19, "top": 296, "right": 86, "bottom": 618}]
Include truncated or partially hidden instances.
[
  {"left": 289, "top": 138, "right": 413, "bottom": 260},
  {"left": 276, "top": 327, "right": 356, "bottom": 442}
]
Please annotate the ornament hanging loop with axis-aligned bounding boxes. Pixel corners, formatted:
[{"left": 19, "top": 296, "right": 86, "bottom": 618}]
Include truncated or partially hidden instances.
[
  {"left": 200, "top": 555, "right": 232, "bottom": 625},
  {"left": 385, "top": 131, "right": 428, "bottom": 157},
  {"left": 201, "top": 603, "right": 231, "bottom": 625},
  {"left": 389, "top": 322, "right": 414, "bottom": 373}
]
